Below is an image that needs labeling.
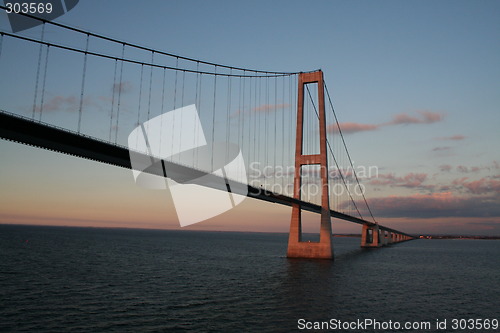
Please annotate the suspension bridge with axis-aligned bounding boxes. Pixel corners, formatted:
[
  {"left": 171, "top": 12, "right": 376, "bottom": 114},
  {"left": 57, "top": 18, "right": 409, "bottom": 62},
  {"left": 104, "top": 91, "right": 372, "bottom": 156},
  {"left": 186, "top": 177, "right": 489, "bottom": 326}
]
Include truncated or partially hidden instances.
[{"left": 0, "top": 9, "right": 415, "bottom": 259}]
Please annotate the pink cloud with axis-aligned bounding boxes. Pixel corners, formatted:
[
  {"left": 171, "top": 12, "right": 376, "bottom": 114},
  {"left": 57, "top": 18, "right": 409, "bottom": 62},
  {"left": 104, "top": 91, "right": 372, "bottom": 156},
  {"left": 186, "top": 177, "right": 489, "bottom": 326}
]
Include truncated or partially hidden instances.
[
  {"left": 252, "top": 103, "right": 289, "bottom": 112},
  {"left": 433, "top": 146, "right": 451, "bottom": 152},
  {"left": 389, "top": 110, "right": 444, "bottom": 125},
  {"left": 391, "top": 113, "right": 420, "bottom": 125},
  {"left": 230, "top": 103, "right": 289, "bottom": 119},
  {"left": 439, "top": 163, "right": 490, "bottom": 174},
  {"left": 327, "top": 122, "right": 379, "bottom": 134},
  {"left": 354, "top": 192, "right": 500, "bottom": 218},
  {"left": 369, "top": 172, "right": 428, "bottom": 188},
  {"left": 439, "top": 164, "right": 452, "bottom": 172},
  {"left": 455, "top": 165, "right": 481, "bottom": 173},
  {"left": 452, "top": 177, "right": 469, "bottom": 185},
  {"left": 230, "top": 109, "right": 245, "bottom": 118},
  {"left": 328, "top": 110, "right": 444, "bottom": 135},
  {"left": 34, "top": 95, "right": 101, "bottom": 113},
  {"left": 113, "top": 81, "right": 133, "bottom": 94},
  {"left": 419, "top": 110, "right": 444, "bottom": 123},
  {"left": 437, "top": 134, "right": 466, "bottom": 141},
  {"left": 35, "top": 95, "right": 77, "bottom": 112},
  {"left": 453, "top": 177, "right": 500, "bottom": 195}
]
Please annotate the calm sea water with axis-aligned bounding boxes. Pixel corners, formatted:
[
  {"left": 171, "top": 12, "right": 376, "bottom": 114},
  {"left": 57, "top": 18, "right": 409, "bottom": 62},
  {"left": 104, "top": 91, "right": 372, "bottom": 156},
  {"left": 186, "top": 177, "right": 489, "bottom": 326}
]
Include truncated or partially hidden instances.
[{"left": 0, "top": 224, "right": 498, "bottom": 332}]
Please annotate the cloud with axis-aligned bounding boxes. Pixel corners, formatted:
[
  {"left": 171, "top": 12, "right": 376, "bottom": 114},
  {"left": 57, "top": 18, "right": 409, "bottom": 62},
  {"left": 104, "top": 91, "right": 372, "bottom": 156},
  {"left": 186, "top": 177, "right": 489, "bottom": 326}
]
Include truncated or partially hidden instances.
[
  {"left": 113, "top": 81, "right": 133, "bottom": 94},
  {"left": 357, "top": 192, "right": 500, "bottom": 218},
  {"left": 229, "top": 109, "right": 244, "bottom": 118},
  {"left": 432, "top": 146, "right": 451, "bottom": 151},
  {"left": 438, "top": 162, "right": 497, "bottom": 174},
  {"left": 327, "top": 122, "right": 379, "bottom": 134},
  {"left": 33, "top": 95, "right": 97, "bottom": 113},
  {"left": 439, "top": 164, "right": 452, "bottom": 172},
  {"left": 390, "top": 113, "right": 421, "bottom": 125},
  {"left": 389, "top": 110, "right": 444, "bottom": 125},
  {"left": 252, "top": 103, "right": 289, "bottom": 113},
  {"left": 328, "top": 110, "right": 444, "bottom": 135},
  {"left": 36, "top": 95, "right": 77, "bottom": 112},
  {"left": 436, "top": 134, "right": 466, "bottom": 141},
  {"left": 453, "top": 177, "right": 500, "bottom": 195},
  {"left": 468, "top": 221, "right": 500, "bottom": 227},
  {"left": 452, "top": 177, "right": 468, "bottom": 185},
  {"left": 369, "top": 172, "right": 428, "bottom": 188},
  {"left": 230, "top": 103, "right": 289, "bottom": 119}
]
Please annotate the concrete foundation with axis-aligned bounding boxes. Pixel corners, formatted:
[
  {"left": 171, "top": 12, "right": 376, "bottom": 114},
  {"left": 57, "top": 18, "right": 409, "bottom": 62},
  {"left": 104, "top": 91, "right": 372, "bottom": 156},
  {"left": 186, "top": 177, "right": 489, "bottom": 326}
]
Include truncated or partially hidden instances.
[
  {"left": 361, "top": 224, "right": 381, "bottom": 247},
  {"left": 361, "top": 224, "right": 411, "bottom": 247}
]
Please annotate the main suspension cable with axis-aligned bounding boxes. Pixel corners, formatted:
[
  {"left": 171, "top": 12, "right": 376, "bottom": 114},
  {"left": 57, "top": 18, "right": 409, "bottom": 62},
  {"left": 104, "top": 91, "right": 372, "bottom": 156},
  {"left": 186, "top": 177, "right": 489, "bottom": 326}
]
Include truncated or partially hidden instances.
[
  {"left": 324, "top": 82, "right": 377, "bottom": 223},
  {"left": 305, "top": 84, "right": 364, "bottom": 219},
  {"left": 0, "top": 5, "right": 306, "bottom": 76}
]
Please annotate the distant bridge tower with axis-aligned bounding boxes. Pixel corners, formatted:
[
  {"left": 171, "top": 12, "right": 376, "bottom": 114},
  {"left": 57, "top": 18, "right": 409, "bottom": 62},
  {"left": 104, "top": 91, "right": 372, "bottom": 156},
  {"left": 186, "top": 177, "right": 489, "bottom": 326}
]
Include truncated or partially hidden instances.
[{"left": 287, "top": 70, "right": 334, "bottom": 259}]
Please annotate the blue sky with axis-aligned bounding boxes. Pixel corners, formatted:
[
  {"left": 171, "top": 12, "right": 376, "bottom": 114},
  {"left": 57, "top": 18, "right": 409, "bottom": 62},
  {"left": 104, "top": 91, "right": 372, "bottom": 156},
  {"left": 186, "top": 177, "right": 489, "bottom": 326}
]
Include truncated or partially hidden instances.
[{"left": 1, "top": 0, "right": 499, "bottom": 235}]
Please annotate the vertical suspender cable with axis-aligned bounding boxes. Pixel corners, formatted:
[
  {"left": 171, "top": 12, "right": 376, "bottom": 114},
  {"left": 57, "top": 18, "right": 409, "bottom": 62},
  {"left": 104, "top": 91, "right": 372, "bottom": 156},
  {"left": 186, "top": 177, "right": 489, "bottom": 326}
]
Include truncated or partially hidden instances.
[
  {"left": 146, "top": 51, "right": 154, "bottom": 153},
  {"left": 197, "top": 71, "right": 203, "bottom": 167},
  {"left": 237, "top": 72, "right": 242, "bottom": 152},
  {"left": 264, "top": 76, "right": 269, "bottom": 182},
  {"left": 147, "top": 51, "right": 154, "bottom": 124},
  {"left": 252, "top": 75, "right": 256, "bottom": 170},
  {"left": 77, "top": 33, "right": 89, "bottom": 133},
  {"left": 160, "top": 67, "right": 167, "bottom": 157},
  {"left": 135, "top": 64, "right": 144, "bottom": 145},
  {"left": 194, "top": 62, "right": 199, "bottom": 107},
  {"left": 239, "top": 74, "right": 245, "bottom": 179},
  {"left": 274, "top": 76, "right": 277, "bottom": 185},
  {"left": 173, "top": 57, "right": 178, "bottom": 109},
  {"left": 252, "top": 75, "right": 257, "bottom": 171},
  {"left": 39, "top": 45, "right": 50, "bottom": 121},
  {"left": 241, "top": 73, "right": 245, "bottom": 179},
  {"left": 256, "top": 75, "right": 261, "bottom": 181},
  {"left": 211, "top": 65, "right": 217, "bottom": 171},
  {"left": 180, "top": 70, "right": 185, "bottom": 141},
  {"left": 0, "top": 33, "right": 3, "bottom": 60},
  {"left": 247, "top": 75, "right": 252, "bottom": 165},
  {"left": 181, "top": 70, "right": 186, "bottom": 107},
  {"left": 197, "top": 65, "right": 202, "bottom": 110},
  {"left": 32, "top": 23, "right": 45, "bottom": 119},
  {"left": 171, "top": 57, "right": 178, "bottom": 160},
  {"left": 281, "top": 75, "right": 285, "bottom": 190},
  {"left": 193, "top": 62, "right": 199, "bottom": 167},
  {"left": 225, "top": 69, "right": 232, "bottom": 164},
  {"left": 109, "top": 59, "right": 118, "bottom": 142},
  {"left": 114, "top": 43, "right": 125, "bottom": 144},
  {"left": 179, "top": 69, "right": 186, "bottom": 163}
]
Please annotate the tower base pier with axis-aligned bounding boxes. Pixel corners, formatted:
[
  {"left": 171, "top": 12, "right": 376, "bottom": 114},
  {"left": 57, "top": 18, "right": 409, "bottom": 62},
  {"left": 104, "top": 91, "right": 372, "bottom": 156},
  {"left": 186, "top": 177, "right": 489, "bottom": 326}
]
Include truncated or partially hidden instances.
[{"left": 361, "top": 224, "right": 381, "bottom": 247}]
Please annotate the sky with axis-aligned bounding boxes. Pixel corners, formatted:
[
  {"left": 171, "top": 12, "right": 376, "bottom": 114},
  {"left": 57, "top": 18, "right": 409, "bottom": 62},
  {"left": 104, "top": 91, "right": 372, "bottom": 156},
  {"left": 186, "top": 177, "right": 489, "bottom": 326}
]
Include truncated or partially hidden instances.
[{"left": 0, "top": 0, "right": 499, "bottom": 235}]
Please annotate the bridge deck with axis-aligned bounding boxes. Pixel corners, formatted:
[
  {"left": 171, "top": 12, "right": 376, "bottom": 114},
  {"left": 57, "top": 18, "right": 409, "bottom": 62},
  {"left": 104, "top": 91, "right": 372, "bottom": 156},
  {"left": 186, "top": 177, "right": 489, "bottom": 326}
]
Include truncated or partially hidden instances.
[{"left": 0, "top": 110, "right": 412, "bottom": 237}]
